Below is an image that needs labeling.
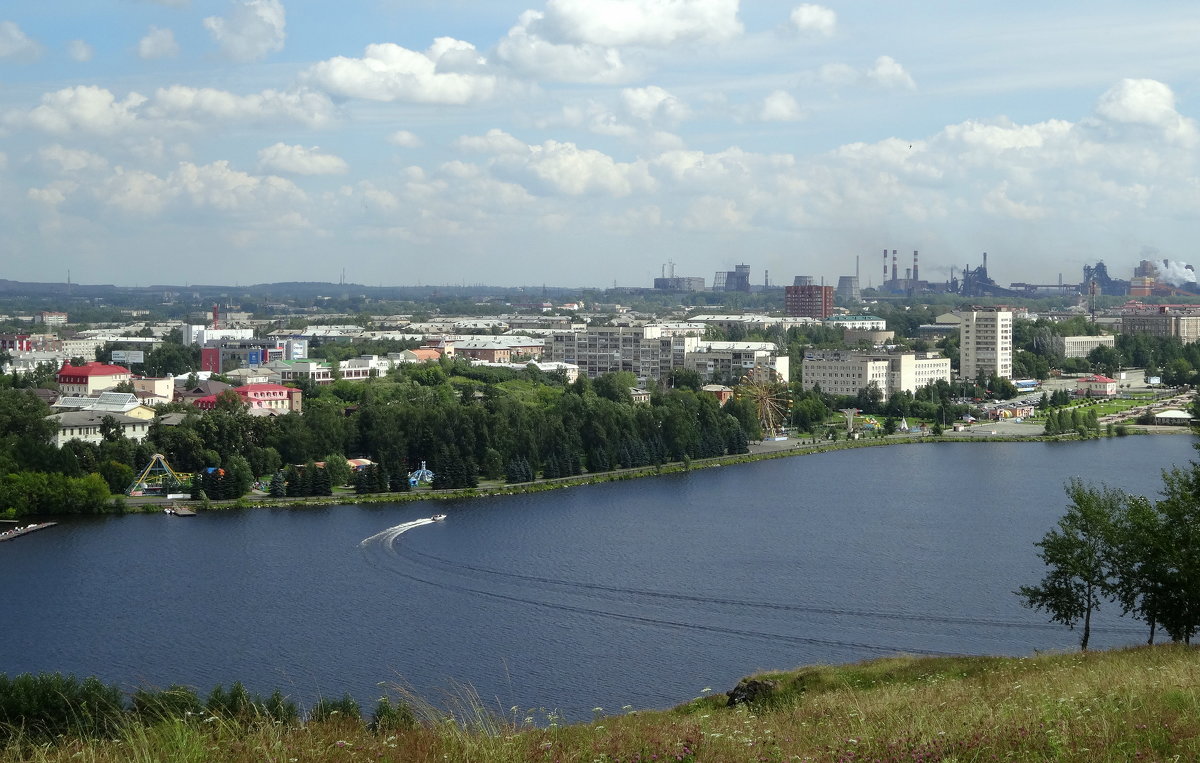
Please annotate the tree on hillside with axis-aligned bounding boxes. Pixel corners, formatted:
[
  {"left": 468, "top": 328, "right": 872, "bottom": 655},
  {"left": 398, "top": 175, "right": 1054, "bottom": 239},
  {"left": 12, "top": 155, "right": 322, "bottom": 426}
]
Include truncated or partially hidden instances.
[
  {"left": 1144, "top": 462, "right": 1200, "bottom": 644},
  {"left": 1106, "top": 494, "right": 1166, "bottom": 644},
  {"left": 1017, "top": 478, "right": 1122, "bottom": 650}
]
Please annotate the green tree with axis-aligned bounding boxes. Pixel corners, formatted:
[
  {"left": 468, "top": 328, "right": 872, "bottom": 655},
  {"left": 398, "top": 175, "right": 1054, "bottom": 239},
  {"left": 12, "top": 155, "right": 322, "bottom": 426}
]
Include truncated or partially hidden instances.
[
  {"left": 1017, "top": 478, "right": 1121, "bottom": 650},
  {"left": 1144, "top": 462, "right": 1200, "bottom": 643},
  {"left": 322, "top": 453, "right": 352, "bottom": 488},
  {"left": 268, "top": 470, "right": 286, "bottom": 498}
]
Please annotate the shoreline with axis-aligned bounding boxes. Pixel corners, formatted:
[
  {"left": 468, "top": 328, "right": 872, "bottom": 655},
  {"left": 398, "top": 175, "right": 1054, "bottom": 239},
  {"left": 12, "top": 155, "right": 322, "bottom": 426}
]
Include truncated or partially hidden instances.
[{"left": 108, "top": 424, "right": 1188, "bottom": 514}]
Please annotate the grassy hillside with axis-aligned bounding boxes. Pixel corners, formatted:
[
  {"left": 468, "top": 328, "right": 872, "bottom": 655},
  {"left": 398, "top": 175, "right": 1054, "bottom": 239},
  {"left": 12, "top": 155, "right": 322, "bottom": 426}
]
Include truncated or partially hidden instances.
[{"left": 6, "top": 644, "right": 1200, "bottom": 761}]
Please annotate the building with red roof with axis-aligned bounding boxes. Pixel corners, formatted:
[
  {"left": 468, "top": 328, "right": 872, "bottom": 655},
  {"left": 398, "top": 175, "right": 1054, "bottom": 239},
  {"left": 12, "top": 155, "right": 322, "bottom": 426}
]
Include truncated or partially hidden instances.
[
  {"left": 1077, "top": 374, "right": 1118, "bottom": 398},
  {"left": 56, "top": 361, "right": 132, "bottom": 396},
  {"left": 191, "top": 383, "right": 302, "bottom": 415}
]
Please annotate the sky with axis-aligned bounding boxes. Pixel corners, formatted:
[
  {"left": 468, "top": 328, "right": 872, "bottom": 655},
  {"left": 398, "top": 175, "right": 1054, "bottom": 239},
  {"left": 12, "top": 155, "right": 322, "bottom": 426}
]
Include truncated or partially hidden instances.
[{"left": 1, "top": 1, "right": 1199, "bottom": 290}]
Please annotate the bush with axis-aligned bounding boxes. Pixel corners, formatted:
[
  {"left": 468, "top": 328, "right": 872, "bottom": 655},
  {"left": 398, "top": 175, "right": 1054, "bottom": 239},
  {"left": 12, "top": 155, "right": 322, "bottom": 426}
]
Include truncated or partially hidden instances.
[
  {"left": 371, "top": 696, "right": 417, "bottom": 733},
  {"left": 309, "top": 693, "right": 362, "bottom": 723}
]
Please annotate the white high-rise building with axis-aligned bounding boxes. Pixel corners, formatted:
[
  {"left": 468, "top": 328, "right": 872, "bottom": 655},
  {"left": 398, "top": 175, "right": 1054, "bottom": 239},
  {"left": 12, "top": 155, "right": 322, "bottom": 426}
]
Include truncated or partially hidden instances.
[{"left": 959, "top": 309, "right": 1013, "bottom": 380}]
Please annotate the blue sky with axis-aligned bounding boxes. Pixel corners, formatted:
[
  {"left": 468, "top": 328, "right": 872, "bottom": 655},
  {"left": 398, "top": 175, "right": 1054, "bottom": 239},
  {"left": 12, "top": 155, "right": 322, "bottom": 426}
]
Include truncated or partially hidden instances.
[{"left": 1, "top": 1, "right": 1199, "bottom": 289}]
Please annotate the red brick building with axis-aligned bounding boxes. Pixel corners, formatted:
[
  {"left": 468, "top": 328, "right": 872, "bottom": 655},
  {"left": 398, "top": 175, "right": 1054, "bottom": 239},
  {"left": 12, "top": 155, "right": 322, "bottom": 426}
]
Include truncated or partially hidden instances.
[{"left": 785, "top": 284, "right": 835, "bottom": 319}]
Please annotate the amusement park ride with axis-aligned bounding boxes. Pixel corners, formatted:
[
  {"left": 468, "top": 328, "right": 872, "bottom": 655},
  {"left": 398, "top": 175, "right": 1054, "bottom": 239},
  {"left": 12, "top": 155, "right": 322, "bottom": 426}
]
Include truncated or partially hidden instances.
[
  {"left": 126, "top": 454, "right": 190, "bottom": 496},
  {"left": 736, "top": 372, "right": 790, "bottom": 438}
]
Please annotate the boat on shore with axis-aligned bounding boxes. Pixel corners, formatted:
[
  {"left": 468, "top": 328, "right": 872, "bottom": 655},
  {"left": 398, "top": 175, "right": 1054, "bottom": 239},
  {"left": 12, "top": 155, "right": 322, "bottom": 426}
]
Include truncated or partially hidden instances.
[
  {"left": 431, "top": 513, "right": 447, "bottom": 521},
  {"left": 164, "top": 503, "right": 197, "bottom": 517},
  {"left": 0, "top": 522, "right": 59, "bottom": 542}
]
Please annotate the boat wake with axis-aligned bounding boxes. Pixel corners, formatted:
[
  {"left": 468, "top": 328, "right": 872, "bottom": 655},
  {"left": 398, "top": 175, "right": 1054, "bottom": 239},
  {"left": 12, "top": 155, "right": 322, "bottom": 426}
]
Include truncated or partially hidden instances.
[{"left": 359, "top": 518, "right": 435, "bottom": 550}]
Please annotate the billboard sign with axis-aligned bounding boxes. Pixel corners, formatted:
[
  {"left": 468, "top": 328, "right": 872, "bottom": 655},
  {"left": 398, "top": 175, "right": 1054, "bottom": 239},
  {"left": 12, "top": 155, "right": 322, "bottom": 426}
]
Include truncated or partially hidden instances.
[{"left": 111, "top": 350, "right": 145, "bottom": 364}]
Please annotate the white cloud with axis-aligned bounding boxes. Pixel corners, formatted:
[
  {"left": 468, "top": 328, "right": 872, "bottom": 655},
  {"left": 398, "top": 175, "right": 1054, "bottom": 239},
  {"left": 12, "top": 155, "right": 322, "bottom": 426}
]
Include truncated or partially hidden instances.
[
  {"left": 806, "top": 57, "right": 916, "bottom": 90},
  {"left": 1096, "top": 79, "right": 1177, "bottom": 126},
  {"left": 304, "top": 40, "right": 498, "bottom": 103},
  {"left": 8, "top": 84, "right": 336, "bottom": 135},
  {"left": 532, "top": 0, "right": 742, "bottom": 47},
  {"left": 495, "top": 0, "right": 740, "bottom": 84},
  {"left": 1093, "top": 78, "right": 1196, "bottom": 144},
  {"left": 759, "top": 90, "right": 804, "bottom": 122},
  {"left": 139, "top": 27, "right": 180, "bottom": 60},
  {"left": 98, "top": 160, "right": 305, "bottom": 215},
  {"left": 787, "top": 4, "right": 836, "bottom": 37},
  {"left": 28, "top": 182, "right": 78, "bottom": 207},
  {"left": 682, "top": 195, "right": 747, "bottom": 230},
  {"left": 67, "top": 40, "right": 93, "bottom": 63},
  {"left": 496, "top": 15, "right": 633, "bottom": 84},
  {"left": 257, "top": 143, "right": 348, "bottom": 175},
  {"left": 621, "top": 85, "right": 689, "bottom": 124},
  {"left": 455, "top": 128, "right": 528, "bottom": 155},
  {"left": 203, "top": 0, "right": 286, "bottom": 63},
  {"left": 147, "top": 85, "right": 336, "bottom": 128},
  {"left": 982, "top": 182, "right": 1045, "bottom": 220},
  {"left": 815, "top": 62, "right": 859, "bottom": 87},
  {"left": 0, "top": 21, "right": 41, "bottom": 61},
  {"left": 866, "top": 56, "right": 916, "bottom": 89},
  {"left": 39, "top": 144, "right": 109, "bottom": 173},
  {"left": 387, "top": 130, "right": 422, "bottom": 148},
  {"left": 20, "top": 86, "right": 147, "bottom": 135},
  {"left": 519, "top": 140, "right": 654, "bottom": 196}
]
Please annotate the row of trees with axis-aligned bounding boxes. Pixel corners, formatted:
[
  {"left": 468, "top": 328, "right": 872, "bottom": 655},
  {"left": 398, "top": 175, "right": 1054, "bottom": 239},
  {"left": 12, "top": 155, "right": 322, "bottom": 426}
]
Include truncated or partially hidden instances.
[
  {"left": 0, "top": 672, "right": 416, "bottom": 743},
  {"left": 0, "top": 357, "right": 758, "bottom": 514},
  {"left": 1019, "top": 464, "right": 1200, "bottom": 649}
]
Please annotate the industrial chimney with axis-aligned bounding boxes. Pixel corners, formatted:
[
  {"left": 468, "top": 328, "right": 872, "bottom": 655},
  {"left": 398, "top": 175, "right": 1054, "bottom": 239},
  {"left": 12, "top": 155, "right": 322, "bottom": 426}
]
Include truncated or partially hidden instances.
[
  {"left": 891, "top": 250, "right": 898, "bottom": 283},
  {"left": 883, "top": 249, "right": 888, "bottom": 281},
  {"left": 913, "top": 250, "right": 919, "bottom": 283},
  {"left": 983, "top": 251, "right": 988, "bottom": 273}
]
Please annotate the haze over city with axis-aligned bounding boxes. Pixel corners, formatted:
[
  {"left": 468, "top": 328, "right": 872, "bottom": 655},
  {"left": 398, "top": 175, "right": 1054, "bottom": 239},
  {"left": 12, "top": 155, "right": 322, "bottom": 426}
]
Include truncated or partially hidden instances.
[{"left": 1, "top": 1, "right": 1198, "bottom": 288}]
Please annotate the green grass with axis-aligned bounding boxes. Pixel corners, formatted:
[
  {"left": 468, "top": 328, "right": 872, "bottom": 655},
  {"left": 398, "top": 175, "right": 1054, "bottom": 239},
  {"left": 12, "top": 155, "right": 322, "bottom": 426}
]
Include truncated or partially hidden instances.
[{"left": 8, "top": 645, "right": 1200, "bottom": 762}]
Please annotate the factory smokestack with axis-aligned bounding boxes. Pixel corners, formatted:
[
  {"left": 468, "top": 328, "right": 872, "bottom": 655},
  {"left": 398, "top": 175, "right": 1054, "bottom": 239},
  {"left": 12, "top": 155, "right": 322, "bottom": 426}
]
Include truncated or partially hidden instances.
[
  {"left": 891, "top": 250, "right": 898, "bottom": 283},
  {"left": 983, "top": 251, "right": 988, "bottom": 273},
  {"left": 856, "top": 255, "right": 860, "bottom": 280},
  {"left": 883, "top": 249, "right": 887, "bottom": 281},
  {"left": 913, "top": 250, "right": 919, "bottom": 283}
]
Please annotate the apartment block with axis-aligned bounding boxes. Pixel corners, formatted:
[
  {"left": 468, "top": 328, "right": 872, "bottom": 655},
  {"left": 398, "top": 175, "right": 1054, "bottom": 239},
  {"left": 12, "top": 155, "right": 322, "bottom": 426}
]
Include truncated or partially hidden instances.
[
  {"left": 959, "top": 309, "right": 1013, "bottom": 380},
  {"left": 784, "top": 284, "right": 835, "bottom": 319},
  {"left": 1121, "top": 314, "right": 1200, "bottom": 344}
]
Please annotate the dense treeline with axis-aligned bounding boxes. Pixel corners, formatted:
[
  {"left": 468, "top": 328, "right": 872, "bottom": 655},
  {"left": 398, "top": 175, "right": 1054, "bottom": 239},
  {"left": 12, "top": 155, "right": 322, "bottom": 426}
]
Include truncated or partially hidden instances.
[
  {"left": 0, "top": 358, "right": 754, "bottom": 516},
  {"left": 0, "top": 672, "right": 413, "bottom": 743}
]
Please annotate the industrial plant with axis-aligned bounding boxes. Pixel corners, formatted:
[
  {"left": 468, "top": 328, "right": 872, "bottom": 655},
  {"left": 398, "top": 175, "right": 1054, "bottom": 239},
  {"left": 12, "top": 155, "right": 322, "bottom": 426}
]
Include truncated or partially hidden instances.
[{"left": 649, "top": 249, "right": 1200, "bottom": 301}]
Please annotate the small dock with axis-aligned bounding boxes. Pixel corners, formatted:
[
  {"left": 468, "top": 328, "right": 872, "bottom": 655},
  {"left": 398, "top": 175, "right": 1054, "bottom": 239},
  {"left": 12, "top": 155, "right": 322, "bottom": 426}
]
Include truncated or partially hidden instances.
[
  {"left": 0, "top": 522, "right": 59, "bottom": 543},
  {"left": 164, "top": 504, "right": 197, "bottom": 516}
]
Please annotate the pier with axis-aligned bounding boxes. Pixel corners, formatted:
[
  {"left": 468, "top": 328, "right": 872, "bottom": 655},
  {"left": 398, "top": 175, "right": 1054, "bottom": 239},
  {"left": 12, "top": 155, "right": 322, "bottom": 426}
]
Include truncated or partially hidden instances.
[{"left": 0, "top": 522, "right": 58, "bottom": 543}]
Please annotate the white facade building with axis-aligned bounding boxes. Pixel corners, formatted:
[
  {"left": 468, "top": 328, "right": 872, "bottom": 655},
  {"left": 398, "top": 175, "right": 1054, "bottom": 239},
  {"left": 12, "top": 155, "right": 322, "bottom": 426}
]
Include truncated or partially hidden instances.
[
  {"left": 801, "top": 351, "right": 951, "bottom": 401},
  {"left": 1051, "top": 334, "right": 1116, "bottom": 359},
  {"left": 958, "top": 310, "right": 1013, "bottom": 380},
  {"left": 824, "top": 315, "right": 887, "bottom": 331}
]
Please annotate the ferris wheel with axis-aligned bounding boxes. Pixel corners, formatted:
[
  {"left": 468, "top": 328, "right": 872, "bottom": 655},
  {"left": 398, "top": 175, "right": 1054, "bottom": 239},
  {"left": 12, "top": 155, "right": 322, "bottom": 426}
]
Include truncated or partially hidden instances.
[{"left": 736, "top": 371, "right": 790, "bottom": 438}]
